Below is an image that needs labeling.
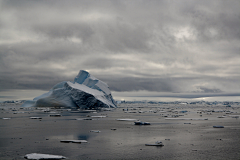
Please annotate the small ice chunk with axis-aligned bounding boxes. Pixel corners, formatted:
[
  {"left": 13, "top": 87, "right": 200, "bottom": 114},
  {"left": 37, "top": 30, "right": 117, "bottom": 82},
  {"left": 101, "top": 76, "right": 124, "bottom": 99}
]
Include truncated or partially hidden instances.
[
  {"left": 49, "top": 114, "right": 61, "bottom": 117},
  {"left": 217, "top": 116, "right": 225, "bottom": 118},
  {"left": 60, "top": 140, "right": 87, "bottom": 143},
  {"left": 145, "top": 141, "right": 164, "bottom": 146},
  {"left": 229, "top": 115, "right": 239, "bottom": 118},
  {"left": 76, "top": 118, "right": 93, "bottom": 120},
  {"left": 134, "top": 121, "right": 150, "bottom": 125},
  {"left": 2, "top": 118, "right": 11, "bottom": 120},
  {"left": 77, "top": 110, "right": 97, "bottom": 113},
  {"left": 213, "top": 126, "right": 224, "bottom": 128},
  {"left": 116, "top": 119, "right": 138, "bottom": 121},
  {"left": 30, "top": 117, "right": 42, "bottom": 119},
  {"left": 91, "top": 116, "right": 106, "bottom": 118},
  {"left": 90, "top": 130, "right": 101, "bottom": 133},
  {"left": 103, "top": 108, "right": 112, "bottom": 111},
  {"left": 24, "top": 153, "right": 66, "bottom": 159}
]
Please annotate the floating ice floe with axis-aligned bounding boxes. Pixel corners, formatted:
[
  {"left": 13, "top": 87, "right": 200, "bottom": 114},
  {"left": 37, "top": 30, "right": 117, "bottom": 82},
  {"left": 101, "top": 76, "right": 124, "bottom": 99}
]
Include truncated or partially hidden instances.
[
  {"left": 165, "top": 118, "right": 208, "bottom": 120},
  {"left": 14, "top": 111, "right": 25, "bottom": 114},
  {"left": 217, "top": 116, "right": 226, "bottom": 118},
  {"left": 24, "top": 153, "right": 66, "bottom": 159},
  {"left": 30, "top": 117, "right": 42, "bottom": 119},
  {"left": 213, "top": 126, "right": 224, "bottom": 128},
  {"left": 60, "top": 140, "right": 88, "bottom": 143},
  {"left": 231, "top": 116, "right": 239, "bottom": 118},
  {"left": 49, "top": 114, "right": 61, "bottom": 117},
  {"left": 90, "top": 130, "right": 101, "bottom": 133},
  {"left": 76, "top": 118, "right": 93, "bottom": 120},
  {"left": 2, "top": 118, "right": 11, "bottom": 120},
  {"left": 103, "top": 108, "right": 113, "bottom": 111},
  {"left": 145, "top": 141, "right": 164, "bottom": 146},
  {"left": 73, "top": 110, "right": 97, "bottom": 113},
  {"left": 43, "top": 109, "right": 50, "bottom": 112},
  {"left": 91, "top": 116, "right": 107, "bottom": 118},
  {"left": 228, "top": 115, "right": 240, "bottom": 118},
  {"left": 134, "top": 121, "right": 150, "bottom": 125},
  {"left": 116, "top": 119, "right": 138, "bottom": 121},
  {"left": 125, "top": 111, "right": 137, "bottom": 113}
]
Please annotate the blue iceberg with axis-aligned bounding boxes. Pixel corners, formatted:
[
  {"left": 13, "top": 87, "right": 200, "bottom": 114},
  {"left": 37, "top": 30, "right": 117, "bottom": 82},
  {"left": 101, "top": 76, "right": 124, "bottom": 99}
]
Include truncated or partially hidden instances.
[{"left": 21, "top": 70, "right": 117, "bottom": 109}]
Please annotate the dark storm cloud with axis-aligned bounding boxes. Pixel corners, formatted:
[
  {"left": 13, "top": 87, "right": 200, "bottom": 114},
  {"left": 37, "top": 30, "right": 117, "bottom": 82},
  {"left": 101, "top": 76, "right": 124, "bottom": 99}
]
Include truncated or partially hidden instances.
[{"left": 0, "top": 0, "right": 239, "bottom": 98}]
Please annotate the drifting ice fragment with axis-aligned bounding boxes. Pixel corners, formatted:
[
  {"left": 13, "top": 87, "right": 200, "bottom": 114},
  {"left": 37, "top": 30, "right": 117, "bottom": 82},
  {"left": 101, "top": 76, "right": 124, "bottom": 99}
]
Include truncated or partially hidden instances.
[
  {"left": 213, "top": 126, "right": 224, "bottom": 128},
  {"left": 24, "top": 153, "right": 66, "bottom": 159},
  {"left": 74, "top": 110, "right": 97, "bottom": 113},
  {"left": 82, "top": 118, "right": 93, "bottom": 120},
  {"left": 90, "top": 130, "right": 101, "bottom": 133},
  {"left": 60, "top": 140, "right": 87, "bottom": 143},
  {"left": 116, "top": 119, "right": 138, "bottom": 121},
  {"left": 134, "top": 121, "right": 151, "bottom": 125},
  {"left": 217, "top": 116, "right": 226, "bottom": 118},
  {"left": 76, "top": 118, "right": 91, "bottom": 120},
  {"left": 145, "top": 141, "right": 164, "bottom": 146},
  {"left": 91, "top": 116, "right": 107, "bottom": 118},
  {"left": 2, "top": 118, "right": 11, "bottom": 120},
  {"left": 49, "top": 114, "right": 61, "bottom": 117},
  {"left": 229, "top": 115, "right": 239, "bottom": 118},
  {"left": 30, "top": 117, "right": 42, "bottom": 119}
]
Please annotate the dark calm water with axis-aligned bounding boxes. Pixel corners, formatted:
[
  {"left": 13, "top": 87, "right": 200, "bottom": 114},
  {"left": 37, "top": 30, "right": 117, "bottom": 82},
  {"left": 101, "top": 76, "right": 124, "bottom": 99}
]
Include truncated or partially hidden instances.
[{"left": 0, "top": 104, "right": 239, "bottom": 159}]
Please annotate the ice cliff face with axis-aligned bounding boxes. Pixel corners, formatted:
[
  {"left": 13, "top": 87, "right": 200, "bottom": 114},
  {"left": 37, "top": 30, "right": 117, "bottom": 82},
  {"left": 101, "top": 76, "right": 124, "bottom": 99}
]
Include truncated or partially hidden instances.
[{"left": 21, "top": 70, "right": 117, "bottom": 109}]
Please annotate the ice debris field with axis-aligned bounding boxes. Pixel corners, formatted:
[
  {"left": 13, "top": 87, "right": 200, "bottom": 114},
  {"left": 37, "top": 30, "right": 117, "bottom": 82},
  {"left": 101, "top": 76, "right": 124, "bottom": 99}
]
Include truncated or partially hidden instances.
[{"left": 0, "top": 100, "right": 240, "bottom": 159}]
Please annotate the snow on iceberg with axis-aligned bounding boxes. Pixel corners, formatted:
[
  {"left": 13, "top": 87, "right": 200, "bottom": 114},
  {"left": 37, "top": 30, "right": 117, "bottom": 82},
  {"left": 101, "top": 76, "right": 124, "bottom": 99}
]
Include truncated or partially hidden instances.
[{"left": 21, "top": 70, "right": 117, "bottom": 109}]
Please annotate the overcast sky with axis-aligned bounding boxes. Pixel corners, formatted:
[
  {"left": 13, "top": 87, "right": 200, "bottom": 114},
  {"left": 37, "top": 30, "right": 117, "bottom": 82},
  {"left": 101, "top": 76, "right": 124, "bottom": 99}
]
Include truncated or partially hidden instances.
[{"left": 0, "top": 0, "right": 239, "bottom": 101}]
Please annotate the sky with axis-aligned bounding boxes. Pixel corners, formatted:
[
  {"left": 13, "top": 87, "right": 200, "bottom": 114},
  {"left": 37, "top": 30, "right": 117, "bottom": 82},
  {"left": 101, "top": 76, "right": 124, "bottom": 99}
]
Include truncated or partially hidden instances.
[{"left": 0, "top": 0, "right": 240, "bottom": 102}]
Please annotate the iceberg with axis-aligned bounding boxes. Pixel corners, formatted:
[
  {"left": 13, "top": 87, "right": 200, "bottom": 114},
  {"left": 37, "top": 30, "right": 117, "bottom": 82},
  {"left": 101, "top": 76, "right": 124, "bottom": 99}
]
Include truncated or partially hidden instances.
[{"left": 21, "top": 70, "right": 117, "bottom": 109}]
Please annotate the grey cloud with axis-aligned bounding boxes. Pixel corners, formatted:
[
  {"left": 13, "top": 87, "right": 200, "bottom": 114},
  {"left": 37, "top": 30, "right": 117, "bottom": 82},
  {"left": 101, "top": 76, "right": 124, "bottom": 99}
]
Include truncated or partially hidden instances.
[
  {"left": 194, "top": 86, "right": 222, "bottom": 93},
  {"left": 0, "top": 0, "right": 239, "bottom": 100},
  {"left": 100, "top": 77, "right": 174, "bottom": 92}
]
